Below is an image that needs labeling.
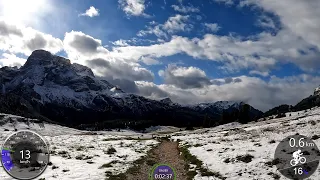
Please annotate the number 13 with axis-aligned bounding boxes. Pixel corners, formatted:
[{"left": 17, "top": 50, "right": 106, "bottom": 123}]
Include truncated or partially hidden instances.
[{"left": 20, "top": 150, "right": 31, "bottom": 160}]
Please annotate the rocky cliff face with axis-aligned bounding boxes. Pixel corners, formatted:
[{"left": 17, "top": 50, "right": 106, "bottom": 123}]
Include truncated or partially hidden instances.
[
  {"left": 314, "top": 86, "right": 320, "bottom": 96},
  {"left": 0, "top": 50, "right": 262, "bottom": 129}
]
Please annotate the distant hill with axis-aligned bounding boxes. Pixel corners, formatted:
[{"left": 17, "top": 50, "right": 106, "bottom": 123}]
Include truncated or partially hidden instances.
[
  {"left": 263, "top": 104, "right": 292, "bottom": 117},
  {"left": 293, "top": 95, "right": 320, "bottom": 111},
  {"left": 263, "top": 87, "right": 320, "bottom": 117}
]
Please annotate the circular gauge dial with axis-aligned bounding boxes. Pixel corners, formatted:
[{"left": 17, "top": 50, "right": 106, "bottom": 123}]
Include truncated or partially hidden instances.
[
  {"left": 1, "top": 130, "right": 49, "bottom": 180},
  {"left": 275, "top": 134, "right": 320, "bottom": 179},
  {"left": 149, "top": 164, "right": 176, "bottom": 180}
]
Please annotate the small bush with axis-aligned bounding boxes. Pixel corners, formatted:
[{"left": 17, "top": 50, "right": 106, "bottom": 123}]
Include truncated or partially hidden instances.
[
  {"left": 275, "top": 113, "right": 286, "bottom": 118},
  {"left": 146, "top": 159, "right": 157, "bottom": 166},
  {"left": 58, "top": 151, "right": 68, "bottom": 155},
  {"left": 236, "top": 154, "right": 254, "bottom": 163},
  {"left": 265, "top": 158, "right": 280, "bottom": 167},
  {"left": 311, "top": 135, "right": 320, "bottom": 140},
  {"left": 309, "top": 120, "right": 317, "bottom": 126},
  {"left": 201, "top": 169, "right": 225, "bottom": 179},
  {"left": 187, "top": 171, "right": 197, "bottom": 178},
  {"left": 50, "top": 150, "right": 56, "bottom": 155},
  {"left": 253, "top": 143, "right": 262, "bottom": 147},
  {"left": 268, "top": 140, "right": 276, "bottom": 144},
  {"left": 223, "top": 158, "right": 230, "bottom": 163},
  {"left": 105, "top": 171, "right": 112, "bottom": 176},
  {"left": 76, "top": 146, "right": 85, "bottom": 151},
  {"left": 107, "top": 173, "right": 126, "bottom": 180},
  {"left": 106, "top": 147, "right": 117, "bottom": 154},
  {"left": 263, "top": 127, "right": 275, "bottom": 132},
  {"left": 267, "top": 172, "right": 280, "bottom": 179},
  {"left": 100, "top": 163, "right": 113, "bottom": 168},
  {"left": 75, "top": 154, "right": 84, "bottom": 160},
  {"left": 83, "top": 156, "right": 93, "bottom": 160}
]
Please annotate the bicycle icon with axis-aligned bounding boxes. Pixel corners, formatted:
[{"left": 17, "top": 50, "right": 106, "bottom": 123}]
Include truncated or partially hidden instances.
[{"left": 290, "top": 149, "right": 306, "bottom": 166}]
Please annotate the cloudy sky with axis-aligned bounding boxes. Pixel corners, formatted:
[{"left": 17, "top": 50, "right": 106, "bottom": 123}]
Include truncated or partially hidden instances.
[{"left": 0, "top": 0, "right": 320, "bottom": 111}]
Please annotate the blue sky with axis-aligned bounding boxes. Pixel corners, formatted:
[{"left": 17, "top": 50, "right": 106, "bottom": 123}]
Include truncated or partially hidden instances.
[{"left": 0, "top": 0, "right": 320, "bottom": 111}]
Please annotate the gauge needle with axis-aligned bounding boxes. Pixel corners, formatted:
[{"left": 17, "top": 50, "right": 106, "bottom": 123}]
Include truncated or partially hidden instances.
[{"left": 2, "top": 147, "right": 15, "bottom": 152}]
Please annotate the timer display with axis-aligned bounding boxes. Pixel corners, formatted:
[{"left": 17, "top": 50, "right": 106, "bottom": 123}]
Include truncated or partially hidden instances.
[{"left": 149, "top": 164, "right": 176, "bottom": 180}]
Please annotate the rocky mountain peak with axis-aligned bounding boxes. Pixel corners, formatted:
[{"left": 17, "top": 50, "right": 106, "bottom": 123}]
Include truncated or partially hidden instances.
[
  {"left": 71, "top": 63, "right": 94, "bottom": 77},
  {"left": 193, "top": 101, "right": 242, "bottom": 111},
  {"left": 23, "top": 49, "right": 71, "bottom": 68},
  {"left": 160, "top": 97, "right": 173, "bottom": 104},
  {"left": 314, "top": 86, "right": 320, "bottom": 96}
]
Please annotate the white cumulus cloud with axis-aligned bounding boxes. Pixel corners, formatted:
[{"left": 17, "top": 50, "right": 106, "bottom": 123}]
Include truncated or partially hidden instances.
[
  {"left": 63, "top": 31, "right": 109, "bottom": 62},
  {"left": 163, "top": 14, "right": 192, "bottom": 33},
  {"left": 0, "top": 53, "right": 26, "bottom": 68},
  {"left": 0, "top": 20, "right": 63, "bottom": 56},
  {"left": 79, "top": 6, "right": 100, "bottom": 17},
  {"left": 159, "top": 64, "right": 212, "bottom": 88},
  {"left": 237, "top": 0, "right": 320, "bottom": 50},
  {"left": 171, "top": 4, "right": 199, "bottom": 13},
  {"left": 111, "top": 39, "right": 129, "bottom": 47},
  {"left": 136, "top": 74, "right": 320, "bottom": 111},
  {"left": 118, "top": 0, "right": 149, "bottom": 17},
  {"left": 204, "top": 23, "right": 221, "bottom": 32}
]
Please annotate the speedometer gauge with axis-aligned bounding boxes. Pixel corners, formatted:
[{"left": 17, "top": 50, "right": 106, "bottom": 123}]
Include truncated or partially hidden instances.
[{"left": 1, "top": 130, "right": 50, "bottom": 180}]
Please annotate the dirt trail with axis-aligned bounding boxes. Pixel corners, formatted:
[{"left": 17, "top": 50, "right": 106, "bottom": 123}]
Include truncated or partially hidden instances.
[{"left": 126, "top": 140, "right": 188, "bottom": 180}]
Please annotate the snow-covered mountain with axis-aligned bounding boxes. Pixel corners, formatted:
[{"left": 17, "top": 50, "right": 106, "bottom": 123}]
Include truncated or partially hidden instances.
[
  {"left": 0, "top": 50, "right": 262, "bottom": 129},
  {"left": 189, "top": 101, "right": 243, "bottom": 112},
  {"left": 2, "top": 50, "right": 124, "bottom": 107}
]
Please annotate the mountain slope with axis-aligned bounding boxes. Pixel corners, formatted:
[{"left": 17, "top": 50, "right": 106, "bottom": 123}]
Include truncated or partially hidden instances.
[
  {"left": 263, "top": 90, "right": 320, "bottom": 117},
  {"left": 0, "top": 50, "right": 262, "bottom": 129},
  {"left": 263, "top": 104, "right": 292, "bottom": 117}
]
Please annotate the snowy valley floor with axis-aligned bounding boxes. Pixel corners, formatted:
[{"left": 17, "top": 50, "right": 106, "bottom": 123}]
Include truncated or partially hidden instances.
[{"left": 0, "top": 107, "right": 320, "bottom": 179}]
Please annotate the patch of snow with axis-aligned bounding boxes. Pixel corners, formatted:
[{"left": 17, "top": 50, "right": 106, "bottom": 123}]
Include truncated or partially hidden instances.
[
  {"left": 110, "top": 87, "right": 117, "bottom": 92},
  {"left": 188, "top": 101, "right": 241, "bottom": 111},
  {"left": 144, "top": 126, "right": 181, "bottom": 133}
]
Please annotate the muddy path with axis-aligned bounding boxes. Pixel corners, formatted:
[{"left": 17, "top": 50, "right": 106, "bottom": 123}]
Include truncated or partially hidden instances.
[{"left": 125, "top": 140, "right": 189, "bottom": 180}]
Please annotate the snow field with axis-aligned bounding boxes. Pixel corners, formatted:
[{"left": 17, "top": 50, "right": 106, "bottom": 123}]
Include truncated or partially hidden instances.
[
  {"left": 171, "top": 107, "right": 320, "bottom": 180},
  {"left": 0, "top": 114, "right": 159, "bottom": 180}
]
